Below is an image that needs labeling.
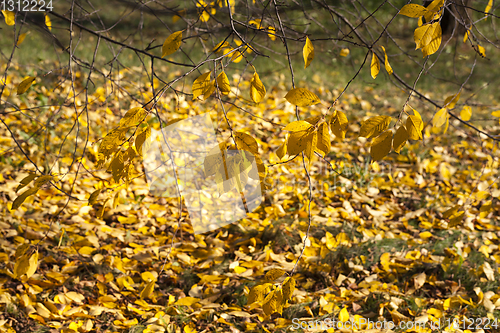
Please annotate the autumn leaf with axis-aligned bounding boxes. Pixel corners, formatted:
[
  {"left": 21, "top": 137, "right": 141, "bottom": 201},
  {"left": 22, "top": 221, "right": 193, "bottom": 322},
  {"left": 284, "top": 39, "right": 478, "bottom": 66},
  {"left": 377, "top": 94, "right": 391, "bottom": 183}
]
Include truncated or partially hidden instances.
[
  {"left": 370, "top": 130, "right": 392, "bottom": 161},
  {"left": 216, "top": 71, "right": 231, "bottom": 94},
  {"left": 250, "top": 72, "right": 266, "bottom": 103},
  {"left": 284, "top": 88, "right": 320, "bottom": 107},
  {"left": 17, "top": 76, "right": 36, "bottom": 95},
  {"left": 406, "top": 115, "right": 423, "bottom": 140},
  {"left": 414, "top": 22, "right": 442, "bottom": 57},
  {"left": 381, "top": 46, "right": 393, "bottom": 75},
  {"left": 330, "top": 110, "right": 348, "bottom": 140},
  {"left": 162, "top": 31, "right": 183, "bottom": 58},
  {"left": 2, "top": 10, "right": 15, "bottom": 26},
  {"left": 399, "top": 4, "right": 428, "bottom": 18},
  {"left": 45, "top": 14, "right": 51, "bottom": 30},
  {"left": 283, "top": 120, "right": 313, "bottom": 132},
  {"left": 433, "top": 108, "right": 448, "bottom": 128},
  {"left": 359, "top": 115, "right": 391, "bottom": 138},
  {"left": 393, "top": 125, "right": 408, "bottom": 153},
  {"left": 140, "top": 280, "right": 155, "bottom": 299},
  {"left": 303, "top": 36, "right": 314, "bottom": 68},
  {"left": 370, "top": 52, "right": 380, "bottom": 79},
  {"left": 192, "top": 71, "right": 212, "bottom": 100},
  {"left": 460, "top": 106, "right": 472, "bottom": 121}
]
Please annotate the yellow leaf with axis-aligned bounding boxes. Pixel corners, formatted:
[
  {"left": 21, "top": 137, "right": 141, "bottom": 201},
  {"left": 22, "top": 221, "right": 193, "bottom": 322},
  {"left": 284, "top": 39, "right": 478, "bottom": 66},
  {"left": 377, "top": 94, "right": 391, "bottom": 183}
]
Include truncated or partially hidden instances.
[
  {"left": 248, "top": 283, "right": 271, "bottom": 304},
  {"left": 34, "top": 175, "right": 53, "bottom": 187},
  {"left": 423, "top": 0, "right": 444, "bottom": 22},
  {"left": 284, "top": 88, "right": 320, "bottom": 107},
  {"left": 262, "top": 289, "right": 283, "bottom": 315},
  {"left": 305, "top": 130, "right": 317, "bottom": 165},
  {"left": 338, "top": 307, "right": 349, "bottom": 322},
  {"left": 192, "top": 72, "right": 212, "bottom": 100},
  {"left": 266, "top": 26, "right": 276, "bottom": 41},
  {"left": 287, "top": 128, "right": 315, "bottom": 155},
  {"left": 316, "top": 123, "right": 331, "bottom": 156},
  {"left": 88, "top": 189, "right": 101, "bottom": 206},
  {"left": 420, "top": 231, "right": 433, "bottom": 239},
  {"left": 339, "top": 48, "right": 350, "bottom": 57},
  {"left": 2, "top": 10, "right": 15, "bottom": 26},
  {"left": 265, "top": 268, "right": 286, "bottom": 281},
  {"left": 381, "top": 46, "right": 393, "bottom": 75},
  {"left": 17, "top": 32, "right": 28, "bottom": 46},
  {"left": 282, "top": 277, "right": 295, "bottom": 301},
  {"left": 485, "top": 0, "right": 493, "bottom": 16},
  {"left": 492, "top": 110, "right": 500, "bottom": 117},
  {"left": 250, "top": 72, "right": 266, "bottom": 103},
  {"left": 175, "top": 297, "right": 200, "bottom": 306},
  {"left": 463, "top": 29, "right": 470, "bottom": 43},
  {"left": 444, "top": 92, "right": 460, "bottom": 109},
  {"left": 276, "top": 140, "right": 287, "bottom": 159},
  {"left": 330, "top": 110, "right": 348, "bottom": 140},
  {"left": 393, "top": 125, "right": 408, "bottom": 153},
  {"left": 433, "top": 108, "right": 448, "bottom": 127},
  {"left": 12, "top": 186, "right": 40, "bottom": 210},
  {"left": 45, "top": 14, "right": 51, "bottom": 31},
  {"left": 135, "top": 125, "right": 151, "bottom": 156},
  {"left": 16, "top": 174, "right": 37, "bottom": 193},
  {"left": 414, "top": 22, "right": 442, "bottom": 57},
  {"left": 359, "top": 115, "right": 391, "bottom": 138},
  {"left": 13, "top": 254, "right": 30, "bottom": 278},
  {"left": 284, "top": 120, "right": 313, "bottom": 132},
  {"left": 235, "top": 132, "right": 258, "bottom": 155},
  {"left": 15, "top": 244, "right": 30, "bottom": 259},
  {"left": 303, "top": 36, "right": 314, "bottom": 69},
  {"left": 460, "top": 106, "right": 472, "bottom": 121},
  {"left": 140, "top": 280, "right": 155, "bottom": 299},
  {"left": 370, "top": 130, "right": 392, "bottom": 161},
  {"left": 216, "top": 71, "right": 230, "bottom": 94},
  {"left": 370, "top": 52, "right": 380, "bottom": 79},
  {"left": 398, "top": 4, "right": 428, "bottom": 17},
  {"left": 17, "top": 76, "right": 36, "bottom": 95},
  {"left": 119, "top": 107, "right": 146, "bottom": 128},
  {"left": 406, "top": 115, "right": 423, "bottom": 140},
  {"left": 477, "top": 44, "right": 486, "bottom": 57},
  {"left": 162, "top": 31, "right": 183, "bottom": 58},
  {"left": 212, "top": 40, "right": 230, "bottom": 53},
  {"left": 26, "top": 251, "right": 38, "bottom": 278}
]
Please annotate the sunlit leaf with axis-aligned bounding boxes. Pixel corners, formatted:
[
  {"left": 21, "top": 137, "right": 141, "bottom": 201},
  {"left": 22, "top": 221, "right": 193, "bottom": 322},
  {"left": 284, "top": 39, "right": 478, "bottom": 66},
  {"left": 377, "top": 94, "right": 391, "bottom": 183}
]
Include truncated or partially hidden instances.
[
  {"left": 162, "top": 31, "right": 183, "bottom": 58},
  {"left": 284, "top": 88, "right": 320, "bottom": 107},
  {"left": 393, "top": 125, "right": 408, "bottom": 153},
  {"left": 433, "top": 108, "right": 448, "bottom": 128},
  {"left": 370, "top": 130, "right": 392, "bottom": 161},
  {"left": 460, "top": 106, "right": 472, "bottom": 121},
  {"left": 330, "top": 110, "right": 348, "bottom": 140},
  {"left": 359, "top": 115, "right": 391, "bottom": 138},
  {"left": 216, "top": 71, "right": 231, "bottom": 95},
  {"left": 381, "top": 46, "right": 393, "bottom": 75},
  {"left": 406, "top": 115, "right": 423, "bottom": 140},
  {"left": 17, "top": 76, "right": 36, "bottom": 95},
  {"left": 250, "top": 72, "right": 266, "bottom": 103},
  {"left": 399, "top": 4, "right": 428, "bottom": 18},
  {"left": 192, "top": 71, "right": 212, "bottom": 100},
  {"left": 370, "top": 52, "right": 380, "bottom": 79},
  {"left": 2, "top": 10, "right": 15, "bottom": 26},
  {"left": 283, "top": 120, "right": 313, "bottom": 132},
  {"left": 303, "top": 36, "right": 314, "bottom": 68},
  {"left": 45, "top": 14, "right": 52, "bottom": 31}
]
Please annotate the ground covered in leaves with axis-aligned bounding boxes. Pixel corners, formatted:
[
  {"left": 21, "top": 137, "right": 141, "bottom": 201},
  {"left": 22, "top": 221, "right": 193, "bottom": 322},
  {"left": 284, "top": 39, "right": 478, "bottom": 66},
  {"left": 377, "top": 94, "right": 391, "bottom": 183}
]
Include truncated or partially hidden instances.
[{"left": 1, "top": 64, "right": 500, "bottom": 333}]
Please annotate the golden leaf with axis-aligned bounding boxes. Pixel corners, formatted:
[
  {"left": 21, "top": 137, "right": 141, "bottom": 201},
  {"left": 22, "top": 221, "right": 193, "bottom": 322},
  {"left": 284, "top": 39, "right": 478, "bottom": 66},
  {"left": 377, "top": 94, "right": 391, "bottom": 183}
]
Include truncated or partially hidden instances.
[
  {"left": 161, "top": 31, "right": 183, "bottom": 58},
  {"left": 140, "top": 280, "right": 155, "bottom": 299},
  {"left": 282, "top": 277, "right": 296, "bottom": 301},
  {"left": 16, "top": 174, "right": 37, "bottom": 193},
  {"left": 359, "top": 115, "right": 391, "bottom": 138},
  {"left": 2, "top": 10, "right": 15, "bottom": 26},
  {"left": 393, "top": 125, "right": 408, "bottom": 153},
  {"left": 460, "top": 106, "right": 472, "bottom": 121},
  {"left": 303, "top": 36, "right": 314, "bottom": 68},
  {"left": 381, "top": 46, "right": 393, "bottom": 75},
  {"left": 17, "top": 76, "right": 36, "bottom": 95},
  {"left": 88, "top": 188, "right": 102, "bottom": 206},
  {"left": 45, "top": 14, "right": 51, "bottom": 31},
  {"left": 283, "top": 120, "right": 313, "bottom": 132},
  {"left": 192, "top": 71, "right": 212, "bottom": 100},
  {"left": 119, "top": 107, "right": 146, "bottom": 128},
  {"left": 330, "top": 110, "right": 348, "bottom": 140},
  {"left": 284, "top": 88, "right": 320, "bottom": 107},
  {"left": 370, "top": 52, "right": 380, "bottom": 79},
  {"left": 399, "top": 4, "right": 428, "bottom": 17},
  {"left": 316, "top": 123, "right": 331, "bottom": 156},
  {"left": 406, "top": 115, "right": 423, "bottom": 140},
  {"left": 433, "top": 108, "right": 448, "bottom": 128},
  {"left": 216, "top": 71, "right": 231, "bottom": 94},
  {"left": 12, "top": 186, "right": 40, "bottom": 210},
  {"left": 370, "top": 130, "right": 392, "bottom": 161},
  {"left": 235, "top": 132, "right": 259, "bottom": 155},
  {"left": 250, "top": 72, "right": 266, "bottom": 103}
]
